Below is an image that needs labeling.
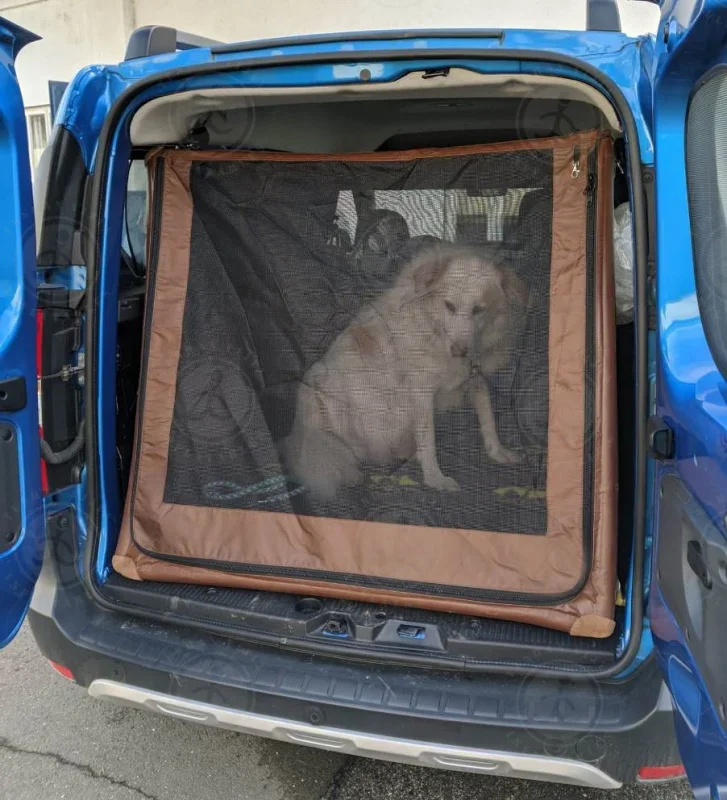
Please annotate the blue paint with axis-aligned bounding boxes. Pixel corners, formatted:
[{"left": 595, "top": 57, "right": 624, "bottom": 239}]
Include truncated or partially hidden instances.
[
  {"left": 649, "top": 0, "right": 727, "bottom": 792},
  {"left": 0, "top": 18, "right": 44, "bottom": 647},
  {"left": 41, "top": 265, "right": 86, "bottom": 291},
  {"left": 397, "top": 624, "right": 427, "bottom": 640}
]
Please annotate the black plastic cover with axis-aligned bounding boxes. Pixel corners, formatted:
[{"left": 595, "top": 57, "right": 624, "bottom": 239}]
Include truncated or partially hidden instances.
[
  {"left": 657, "top": 475, "right": 727, "bottom": 730},
  {"left": 586, "top": 0, "right": 622, "bottom": 32},
  {"left": 37, "top": 126, "right": 88, "bottom": 268},
  {"left": 0, "top": 376, "right": 26, "bottom": 412},
  {"left": 0, "top": 423, "right": 21, "bottom": 553}
]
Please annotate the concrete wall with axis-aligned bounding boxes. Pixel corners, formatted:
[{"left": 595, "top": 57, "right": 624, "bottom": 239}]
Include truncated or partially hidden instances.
[
  {"left": 132, "top": 0, "right": 660, "bottom": 44},
  {"left": 3, "top": 0, "right": 661, "bottom": 109},
  {"left": 3, "top": 0, "right": 130, "bottom": 107}
]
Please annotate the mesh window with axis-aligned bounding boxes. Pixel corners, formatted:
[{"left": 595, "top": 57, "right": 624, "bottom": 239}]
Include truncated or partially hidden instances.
[
  {"left": 164, "top": 150, "right": 555, "bottom": 534},
  {"left": 687, "top": 69, "right": 727, "bottom": 379}
]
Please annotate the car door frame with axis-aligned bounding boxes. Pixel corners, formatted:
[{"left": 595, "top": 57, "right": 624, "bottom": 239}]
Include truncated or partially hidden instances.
[
  {"left": 649, "top": 0, "right": 727, "bottom": 795},
  {"left": 0, "top": 17, "right": 45, "bottom": 648}
]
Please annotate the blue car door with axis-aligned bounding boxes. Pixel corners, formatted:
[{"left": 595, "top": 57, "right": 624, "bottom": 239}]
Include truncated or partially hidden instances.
[
  {"left": 651, "top": 0, "right": 727, "bottom": 796},
  {"left": 0, "top": 18, "right": 44, "bottom": 647}
]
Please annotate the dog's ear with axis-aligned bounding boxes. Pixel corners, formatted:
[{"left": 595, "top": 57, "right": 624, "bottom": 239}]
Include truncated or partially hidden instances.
[
  {"left": 407, "top": 247, "right": 450, "bottom": 300},
  {"left": 500, "top": 267, "right": 529, "bottom": 310}
]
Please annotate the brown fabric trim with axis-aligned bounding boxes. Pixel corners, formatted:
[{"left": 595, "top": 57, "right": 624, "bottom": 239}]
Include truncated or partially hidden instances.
[
  {"left": 111, "top": 554, "right": 141, "bottom": 581},
  {"left": 155, "top": 131, "right": 603, "bottom": 164},
  {"left": 115, "top": 538, "right": 614, "bottom": 636},
  {"left": 569, "top": 614, "right": 616, "bottom": 638},
  {"left": 588, "top": 136, "right": 618, "bottom": 622},
  {"left": 115, "top": 132, "right": 617, "bottom": 634},
  {"left": 115, "top": 156, "right": 194, "bottom": 570}
]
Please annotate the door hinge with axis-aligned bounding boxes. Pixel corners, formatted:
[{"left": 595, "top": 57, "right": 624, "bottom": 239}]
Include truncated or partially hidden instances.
[
  {"left": 0, "top": 376, "right": 27, "bottom": 412},
  {"left": 648, "top": 415, "right": 675, "bottom": 460}
]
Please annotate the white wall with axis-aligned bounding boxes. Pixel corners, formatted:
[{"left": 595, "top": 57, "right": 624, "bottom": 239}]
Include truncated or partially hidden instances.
[
  {"left": 3, "top": 0, "right": 661, "bottom": 109},
  {"left": 134, "top": 0, "right": 660, "bottom": 43},
  {"left": 3, "top": 0, "right": 129, "bottom": 107}
]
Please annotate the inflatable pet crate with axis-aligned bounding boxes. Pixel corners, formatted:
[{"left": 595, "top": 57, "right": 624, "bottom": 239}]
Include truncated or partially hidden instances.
[{"left": 114, "top": 130, "right": 618, "bottom": 637}]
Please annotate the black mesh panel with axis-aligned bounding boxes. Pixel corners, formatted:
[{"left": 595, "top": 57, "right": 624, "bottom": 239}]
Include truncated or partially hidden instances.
[{"left": 164, "top": 151, "right": 554, "bottom": 534}]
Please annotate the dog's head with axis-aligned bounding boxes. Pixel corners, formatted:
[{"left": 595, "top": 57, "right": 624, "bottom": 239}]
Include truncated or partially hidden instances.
[{"left": 402, "top": 244, "right": 506, "bottom": 359}]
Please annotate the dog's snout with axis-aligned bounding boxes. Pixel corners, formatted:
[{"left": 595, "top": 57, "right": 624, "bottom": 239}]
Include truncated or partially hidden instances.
[{"left": 451, "top": 342, "right": 469, "bottom": 358}]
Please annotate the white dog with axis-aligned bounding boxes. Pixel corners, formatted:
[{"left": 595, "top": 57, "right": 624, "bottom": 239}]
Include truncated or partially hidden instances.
[{"left": 283, "top": 243, "right": 526, "bottom": 499}]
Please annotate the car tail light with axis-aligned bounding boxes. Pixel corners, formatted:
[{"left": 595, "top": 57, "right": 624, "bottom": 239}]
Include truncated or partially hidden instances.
[
  {"left": 637, "top": 765, "right": 686, "bottom": 782},
  {"left": 48, "top": 660, "right": 75, "bottom": 681}
]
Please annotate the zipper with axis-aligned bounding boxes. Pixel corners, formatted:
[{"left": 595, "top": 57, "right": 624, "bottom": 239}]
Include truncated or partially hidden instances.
[
  {"left": 584, "top": 172, "right": 596, "bottom": 198},
  {"left": 130, "top": 145, "right": 601, "bottom": 608},
  {"left": 580, "top": 149, "right": 598, "bottom": 605},
  {"left": 129, "top": 545, "right": 586, "bottom": 605}
]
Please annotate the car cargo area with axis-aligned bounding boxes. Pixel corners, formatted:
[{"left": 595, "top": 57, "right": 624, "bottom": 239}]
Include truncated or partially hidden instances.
[{"left": 102, "top": 70, "right": 639, "bottom": 669}]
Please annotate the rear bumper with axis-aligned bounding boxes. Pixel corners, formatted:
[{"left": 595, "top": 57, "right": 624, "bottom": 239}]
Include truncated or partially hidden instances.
[
  {"left": 87, "top": 678, "right": 620, "bottom": 789},
  {"left": 27, "top": 538, "right": 681, "bottom": 789}
]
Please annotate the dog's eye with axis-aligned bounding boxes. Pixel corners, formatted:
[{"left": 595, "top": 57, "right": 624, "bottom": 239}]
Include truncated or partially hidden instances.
[
  {"left": 473, "top": 305, "right": 485, "bottom": 316},
  {"left": 444, "top": 301, "right": 456, "bottom": 313}
]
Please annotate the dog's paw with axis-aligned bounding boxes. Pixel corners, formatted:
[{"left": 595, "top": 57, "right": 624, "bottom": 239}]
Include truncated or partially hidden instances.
[
  {"left": 488, "top": 446, "right": 522, "bottom": 465},
  {"left": 425, "top": 474, "right": 461, "bottom": 492}
]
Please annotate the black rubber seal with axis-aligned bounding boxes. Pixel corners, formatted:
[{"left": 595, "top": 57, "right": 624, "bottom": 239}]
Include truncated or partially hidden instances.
[
  {"left": 210, "top": 29, "right": 505, "bottom": 55},
  {"left": 83, "top": 45, "right": 648, "bottom": 680}
]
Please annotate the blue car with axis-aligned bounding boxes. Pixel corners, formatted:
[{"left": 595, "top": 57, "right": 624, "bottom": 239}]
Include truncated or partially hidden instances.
[{"left": 1, "top": 1, "right": 726, "bottom": 794}]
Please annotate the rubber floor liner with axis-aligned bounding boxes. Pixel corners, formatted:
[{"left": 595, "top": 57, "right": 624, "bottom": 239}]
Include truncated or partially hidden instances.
[{"left": 114, "top": 130, "right": 618, "bottom": 637}]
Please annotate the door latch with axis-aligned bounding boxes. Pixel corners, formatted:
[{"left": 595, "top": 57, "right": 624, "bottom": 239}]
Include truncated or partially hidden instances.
[{"left": 648, "top": 415, "right": 675, "bottom": 460}]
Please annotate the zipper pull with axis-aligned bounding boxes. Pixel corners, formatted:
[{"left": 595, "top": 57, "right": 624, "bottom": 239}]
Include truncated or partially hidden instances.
[
  {"left": 571, "top": 146, "right": 581, "bottom": 179},
  {"left": 584, "top": 173, "right": 596, "bottom": 201}
]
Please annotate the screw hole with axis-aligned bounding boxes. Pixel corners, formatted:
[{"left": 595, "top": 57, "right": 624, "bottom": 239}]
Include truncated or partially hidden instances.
[
  {"left": 0, "top": 390, "right": 7, "bottom": 401},
  {"left": 295, "top": 597, "right": 322, "bottom": 615},
  {"left": 374, "top": 611, "right": 387, "bottom": 621},
  {"left": 308, "top": 708, "right": 323, "bottom": 725},
  {"left": 719, "top": 700, "right": 726, "bottom": 721},
  {"left": 1, "top": 428, "right": 12, "bottom": 443},
  {"left": 5, "top": 530, "right": 16, "bottom": 544},
  {"left": 359, "top": 68, "right": 372, "bottom": 81}
]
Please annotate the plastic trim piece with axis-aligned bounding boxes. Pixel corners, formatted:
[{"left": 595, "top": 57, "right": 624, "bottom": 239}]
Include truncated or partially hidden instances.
[
  {"left": 83, "top": 45, "right": 648, "bottom": 680},
  {"left": 36, "top": 126, "right": 88, "bottom": 267},
  {"left": 586, "top": 0, "right": 622, "bottom": 33},
  {"left": 124, "top": 26, "right": 222, "bottom": 61},
  {"left": 211, "top": 29, "right": 505, "bottom": 56},
  {"left": 0, "top": 422, "right": 21, "bottom": 553},
  {"left": 88, "top": 679, "right": 622, "bottom": 789},
  {"left": 0, "top": 376, "right": 26, "bottom": 412}
]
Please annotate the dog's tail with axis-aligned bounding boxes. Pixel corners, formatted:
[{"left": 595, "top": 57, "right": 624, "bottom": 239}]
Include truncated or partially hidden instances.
[{"left": 280, "top": 384, "right": 362, "bottom": 501}]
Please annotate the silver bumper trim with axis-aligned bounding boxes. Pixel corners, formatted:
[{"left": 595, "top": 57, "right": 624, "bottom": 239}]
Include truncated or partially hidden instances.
[{"left": 88, "top": 679, "right": 621, "bottom": 789}]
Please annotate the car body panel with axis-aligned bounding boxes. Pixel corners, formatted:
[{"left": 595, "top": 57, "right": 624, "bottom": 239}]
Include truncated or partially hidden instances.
[
  {"left": 0, "top": 17, "right": 44, "bottom": 647},
  {"left": 650, "top": 0, "right": 727, "bottom": 795}
]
